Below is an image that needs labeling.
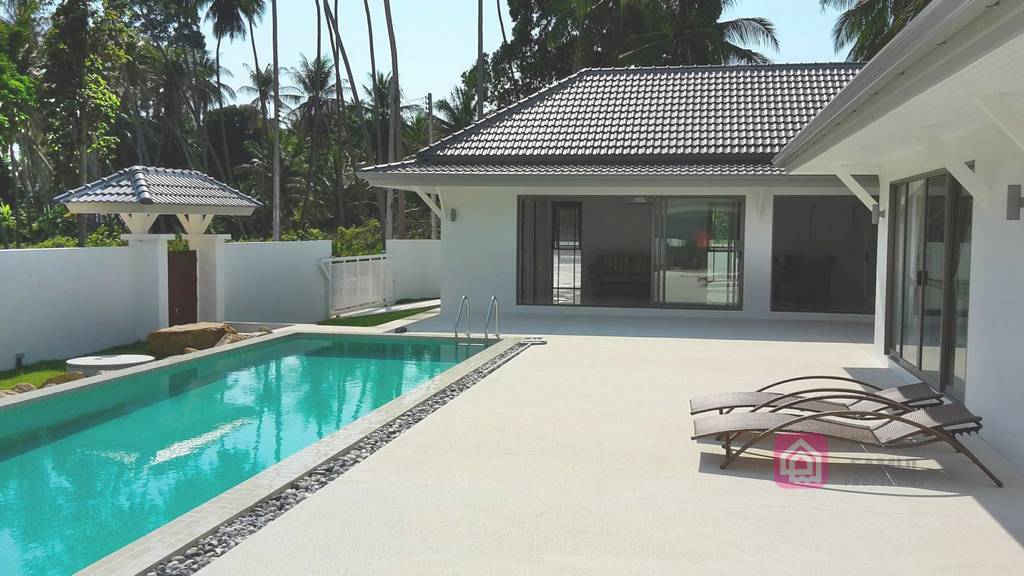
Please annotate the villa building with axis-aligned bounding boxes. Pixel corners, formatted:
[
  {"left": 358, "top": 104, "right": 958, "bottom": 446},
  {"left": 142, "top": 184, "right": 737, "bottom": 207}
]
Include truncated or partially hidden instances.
[
  {"left": 361, "top": 0, "right": 1024, "bottom": 468},
  {"left": 361, "top": 62, "right": 878, "bottom": 320}
]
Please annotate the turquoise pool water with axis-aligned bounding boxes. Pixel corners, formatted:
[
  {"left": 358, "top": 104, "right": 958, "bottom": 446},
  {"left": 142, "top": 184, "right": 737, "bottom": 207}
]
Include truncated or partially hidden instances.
[{"left": 0, "top": 335, "right": 482, "bottom": 576}]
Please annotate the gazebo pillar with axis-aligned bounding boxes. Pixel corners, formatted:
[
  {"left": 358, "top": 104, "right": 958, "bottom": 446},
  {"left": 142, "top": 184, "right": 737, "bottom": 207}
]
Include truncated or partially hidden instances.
[
  {"left": 122, "top": 233, "right": 176, "bottom": 331},
  {"left": 185, "top": 233, "right": 231, "bottom": 323}
]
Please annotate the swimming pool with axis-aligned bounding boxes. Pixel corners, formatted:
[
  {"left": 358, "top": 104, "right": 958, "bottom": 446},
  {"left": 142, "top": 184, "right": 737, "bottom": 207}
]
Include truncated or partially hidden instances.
[{"left": 0, "top": 334, "right": 486, "bottom": 576}]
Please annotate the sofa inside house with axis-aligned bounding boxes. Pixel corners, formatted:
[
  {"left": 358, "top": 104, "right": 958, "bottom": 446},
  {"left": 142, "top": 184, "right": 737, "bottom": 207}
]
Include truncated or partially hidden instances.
[{"left": 588, "top": 254, "right": 651, "bottom": 299}]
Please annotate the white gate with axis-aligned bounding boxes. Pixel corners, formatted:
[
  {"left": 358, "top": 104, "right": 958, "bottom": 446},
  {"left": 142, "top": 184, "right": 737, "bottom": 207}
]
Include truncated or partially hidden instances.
[{"left": 322, "top": 254, "right": 393, "bottom": 315}]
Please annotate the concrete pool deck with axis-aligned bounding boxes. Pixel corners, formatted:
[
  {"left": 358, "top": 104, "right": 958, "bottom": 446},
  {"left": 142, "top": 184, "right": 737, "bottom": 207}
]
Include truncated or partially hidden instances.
[{"left": 198, "top": 317, "right": 1024, "bottom": 576}]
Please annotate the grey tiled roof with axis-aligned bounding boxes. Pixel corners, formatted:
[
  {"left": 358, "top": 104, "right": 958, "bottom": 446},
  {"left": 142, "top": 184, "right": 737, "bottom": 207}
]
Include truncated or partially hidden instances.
[
  {"left": 364, "top": 160, "right": 787, "bottom": 177},
  {"left": 55, "top": 166, "right": 261, "bottom": 209},
  {"left": 360, "top": 63, "right": 862, "bottom": 178}
]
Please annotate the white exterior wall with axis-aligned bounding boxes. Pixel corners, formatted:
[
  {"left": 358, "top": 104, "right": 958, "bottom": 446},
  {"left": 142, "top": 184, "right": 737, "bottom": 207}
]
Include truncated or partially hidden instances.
[
  {"left": 0, "top": 246, "right": 163, "bottom": 370},
  {"left": 874, "top": 125, "right": 1024, "bottom": 466},
  {"left": 221, "top": 240, "right": 332, "bottom": 324},
  {"left": 387, "top": 239, "right": 441, "bottom": 301},
  {"left": 436, "top": 181, "right": 876, "bottom": 324}
]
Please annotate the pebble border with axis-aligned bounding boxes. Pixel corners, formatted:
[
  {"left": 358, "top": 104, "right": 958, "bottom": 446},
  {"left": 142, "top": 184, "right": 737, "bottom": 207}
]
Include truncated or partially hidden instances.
[{"left": 147, "top": 341, "right": 535, "bottom": 576}]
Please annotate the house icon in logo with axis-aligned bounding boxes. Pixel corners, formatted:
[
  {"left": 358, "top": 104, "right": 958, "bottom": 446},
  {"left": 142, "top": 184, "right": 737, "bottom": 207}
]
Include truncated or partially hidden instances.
[{"left": 774, "top": 433, "right": 828, "bottom": 488}]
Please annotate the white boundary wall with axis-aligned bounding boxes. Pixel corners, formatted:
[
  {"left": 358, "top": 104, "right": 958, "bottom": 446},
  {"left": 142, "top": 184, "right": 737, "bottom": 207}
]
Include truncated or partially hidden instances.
[
  {"left": 388, "top": 239, "right": 441, "bottom": 302},
  {"left": 221, "top": 240, "right": 331, "bottom": 324},
  {"left": 0, "top": 239, "right": 333, "bottom": 371},
  {"left": 0, "top": 246, "right": 163, "bottom": 371}
]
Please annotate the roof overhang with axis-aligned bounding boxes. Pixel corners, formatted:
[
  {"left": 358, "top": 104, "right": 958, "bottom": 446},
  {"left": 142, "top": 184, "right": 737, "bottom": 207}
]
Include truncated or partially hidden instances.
[
  {"left": 63, "top": 202, "right": 257, "bottom": 217},
  {"left": 774, "top": 0, "right": 1024, "bottom": 173},
  {"left": 359, "top": 170, "right": 875, "bottom": 192}
]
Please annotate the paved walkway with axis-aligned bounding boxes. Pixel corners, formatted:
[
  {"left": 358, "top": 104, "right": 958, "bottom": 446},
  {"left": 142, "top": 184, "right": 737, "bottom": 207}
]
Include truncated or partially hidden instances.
[{"left": 199, "top": 319, "right": 1024, "bottom": 576}]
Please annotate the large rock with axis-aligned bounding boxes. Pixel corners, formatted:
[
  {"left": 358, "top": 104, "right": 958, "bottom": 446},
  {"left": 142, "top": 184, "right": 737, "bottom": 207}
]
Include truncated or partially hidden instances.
[
  {"left": 12, "top": 383, "right": 35, "bottom": 393},
  {"left": 42, "top": 372, "right": 85, "bottom": 388},
  {"left": 215, "top": 332, "right": 252, "bottom": 347},
  {"left": 147, "top": 322, "right": 238, "bottom": 357}
]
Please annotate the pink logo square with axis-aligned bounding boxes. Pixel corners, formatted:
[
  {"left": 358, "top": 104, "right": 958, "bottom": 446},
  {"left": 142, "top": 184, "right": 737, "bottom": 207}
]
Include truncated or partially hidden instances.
[{"left": 774, "top": 433, "right": 828, "bottom": 489}]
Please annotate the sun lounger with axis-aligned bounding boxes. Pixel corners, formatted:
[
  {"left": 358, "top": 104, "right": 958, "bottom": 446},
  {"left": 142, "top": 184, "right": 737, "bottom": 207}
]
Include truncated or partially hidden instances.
[
  {"left": 689, "top": 376, "right": 941, "bottom": 415},
  {"left": 691, "top": 403, "right": 1002, "bottom": 487}
]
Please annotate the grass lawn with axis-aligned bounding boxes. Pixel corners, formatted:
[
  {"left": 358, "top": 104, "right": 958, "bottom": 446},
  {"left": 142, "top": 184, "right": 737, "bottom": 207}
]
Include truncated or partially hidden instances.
[
  {"left": 0, "top": 341, "right": 149, "bottom": 391},
  {"left": 319, "top": 305, "right": 439, "bottom": 327}
]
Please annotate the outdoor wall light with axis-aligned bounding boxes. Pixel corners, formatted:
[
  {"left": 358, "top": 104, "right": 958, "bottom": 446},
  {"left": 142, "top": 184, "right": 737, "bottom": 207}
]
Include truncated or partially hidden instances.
[
  {"left": 450, "top": 208, "right": 458, "bottom": 222},
  {"left": 1007, "top": 184, "right": 1023, "bottom": 220}
]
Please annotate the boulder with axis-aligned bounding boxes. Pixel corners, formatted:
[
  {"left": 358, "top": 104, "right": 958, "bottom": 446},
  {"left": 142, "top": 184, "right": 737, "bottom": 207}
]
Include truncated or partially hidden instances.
[
  {"left": 42, "top": 372, "right": 85, "bottom": 388},
  {"left": 12, "top": 383, "right": 36, "bottom": 393},
  {"left": 183, "top": 347, "right": 200, "bottom": 354},
  {"left": 147, "top": 322, "right": 238, "bottom": 357},
  {"left": 215, "top": 332, "right": 253, "bottom": 347}
]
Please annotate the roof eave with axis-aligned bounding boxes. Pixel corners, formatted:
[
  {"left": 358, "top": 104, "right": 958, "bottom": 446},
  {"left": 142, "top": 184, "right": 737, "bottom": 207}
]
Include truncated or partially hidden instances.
[
  {"left": 63, "top": 202, "right": 258, "bottom": 217},
  {"left": 358, "top": 170, "right": 874, "bottom": 191},
  {"left": 774, "top": 0, "right": 1022, "bottom": 171}
]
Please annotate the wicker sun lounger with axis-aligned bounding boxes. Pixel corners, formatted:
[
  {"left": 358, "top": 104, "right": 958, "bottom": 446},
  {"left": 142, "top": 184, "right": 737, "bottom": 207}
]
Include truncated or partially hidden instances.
[
  {"left": 689, "top": 376, "right": 942, "bottom": 415},
  {"left": 692, "top": 402, "right": 1003, "bottom": 487}
]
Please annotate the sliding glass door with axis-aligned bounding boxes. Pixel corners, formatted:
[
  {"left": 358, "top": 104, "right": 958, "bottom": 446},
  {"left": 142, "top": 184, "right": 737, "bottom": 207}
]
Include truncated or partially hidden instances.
[
  {"left": 888, "top": 173, "right": 973, "bottom": 398},
  {"left": 551, "top": 202, "right": 583, "bottom": 305},
  {"left": 653, "top": 197, "right": 743, "bottom": 308}
]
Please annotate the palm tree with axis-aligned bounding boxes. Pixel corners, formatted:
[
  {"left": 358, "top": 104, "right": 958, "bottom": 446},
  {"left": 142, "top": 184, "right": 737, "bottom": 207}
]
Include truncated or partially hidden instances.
[
  {"left": 244, "top": 1, "right": 268, "bottom": 128},
  {"left": 202, "top": 0, "right": 258, "bottom": 182},
  {"left": 495, "top": 0, "right": 508, "bottom": 44},
  {"left": 323, "top": 0, "right": 373, "bottom": 161},
  {"left": 476, "top": 0, "right": 484, "bottom": 119},
  {"left": 382, "top": 0, "right": 401, "bottom": 239},
  {"left": 435, "top": 85, "right": 477, "bottom": 135},
  {"left": 240, "top": 63, "right": 299, "bottom": 126},
  {"left": 288, "top": 54, "right": 334, "bottom": 228},
  {"left": 820, "top": 0, "right": 931, "bottom": 61},
  {"left": 620, "top": 0, "right": 780, "bottom": 66},
  {"left": 361, "top": 0, "right": 377, "bottom": 81},
  {"left": 271, "top": 0, "right": 280, "bottom": 240}
]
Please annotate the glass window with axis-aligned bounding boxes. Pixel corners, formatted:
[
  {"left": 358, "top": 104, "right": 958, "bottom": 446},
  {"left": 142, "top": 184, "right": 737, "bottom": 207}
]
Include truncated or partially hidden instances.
[
  {"left": 771, "top": 195, "right": 877, "bottom": 313},
  {"left": 887, "top": 173, "right": 973, "bottom": 398},
  {"left": 551, "top": 202, "right": 583, "bottom": 305},
  {"left": 655, "top": 197, "right": 743, "bottom": 308}
]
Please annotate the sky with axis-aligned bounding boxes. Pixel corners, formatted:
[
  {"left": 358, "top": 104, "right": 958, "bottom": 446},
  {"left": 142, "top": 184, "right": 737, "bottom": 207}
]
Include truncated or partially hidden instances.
[{"left": 205, "top": 0, "right": 845, "bottom": 108}]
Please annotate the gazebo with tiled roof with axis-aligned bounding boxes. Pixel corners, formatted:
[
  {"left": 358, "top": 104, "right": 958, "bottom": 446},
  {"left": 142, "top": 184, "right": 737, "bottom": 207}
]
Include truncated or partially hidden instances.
[
  {"left": 55, "top": 166, "right": 261, "bottom": 235},
  {"left": 54, "top": 166, "right": 262, "bottom": 326}
]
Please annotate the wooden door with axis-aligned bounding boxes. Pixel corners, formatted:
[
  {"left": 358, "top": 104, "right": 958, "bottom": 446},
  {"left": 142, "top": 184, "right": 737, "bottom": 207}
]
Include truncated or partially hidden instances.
[{"left": 168, "top": 250, "right": 198, "bottom": 326}]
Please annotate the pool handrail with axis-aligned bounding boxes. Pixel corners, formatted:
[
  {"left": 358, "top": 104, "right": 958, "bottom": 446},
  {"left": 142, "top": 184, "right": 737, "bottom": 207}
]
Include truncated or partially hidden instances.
[
  {"left": 454, "top": 295, "right": 471, "bottom": 341},
  {"left": 484, "top": 296, "right": 500, "bottom": 345}
]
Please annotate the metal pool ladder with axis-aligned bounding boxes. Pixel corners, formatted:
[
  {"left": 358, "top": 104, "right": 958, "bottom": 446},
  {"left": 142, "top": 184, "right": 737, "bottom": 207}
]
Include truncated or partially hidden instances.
[
  {"left": 454, "top": 295, "right": 471, "bottom": 341},
  {"left": 484, "top": 296, "right": 500, "bottom": 345}
]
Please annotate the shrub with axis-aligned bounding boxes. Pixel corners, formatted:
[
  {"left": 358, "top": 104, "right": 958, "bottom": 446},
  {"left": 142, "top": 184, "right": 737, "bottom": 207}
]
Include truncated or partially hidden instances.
[
  {"left": 282, "top": 227, "right": 326, "bottom": 242},
  {"left": 333, "top": 219, "right": 383, "bottom": 257},
  {"left": 32, "top": 236, "right": 77, "bottom": 248},
  {"left": 86, "top": 223, "right": 126, "bottom": 247},
  {"left": 168, "top": 235, "right": 190, "bottom": 252}
]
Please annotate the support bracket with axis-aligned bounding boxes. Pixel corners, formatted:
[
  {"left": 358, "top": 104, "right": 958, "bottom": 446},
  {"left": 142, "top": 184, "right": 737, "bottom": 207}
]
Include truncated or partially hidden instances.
[
  {"left": 119, "top": 212, "right": 158, "bottom": 235},
  {"left": 833, "top": 165, "right": 883, "bottom": 223},
  {"left": 911, "top": 126, "right": 992, "bottom": 211},
  {"left": 177, "top": 213, "right": 215, "bottom": 235},
  {"left": 973, "top": 93, "right": 1024, "bottom": 158},
  {"left": 412, "top": 187, "right": 445, "bottom": 221}
]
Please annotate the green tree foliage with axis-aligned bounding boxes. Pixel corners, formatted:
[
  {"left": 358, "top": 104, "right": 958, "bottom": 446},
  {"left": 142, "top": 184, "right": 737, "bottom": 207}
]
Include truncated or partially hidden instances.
[
  {"left": 820, "top": 0, "right": 931, "bottom": 61},
  {"left": 41, "top": 0, "right": 130, "bottom": 189},
  {"left": 332, "top": 218, "right": 383, "bottom": 257},
  {"left": 2, "top": 0, "right": 811, "bottom": 250},
  {"left": 490, "top": 0, "right": 779, "bottom": 107}
]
